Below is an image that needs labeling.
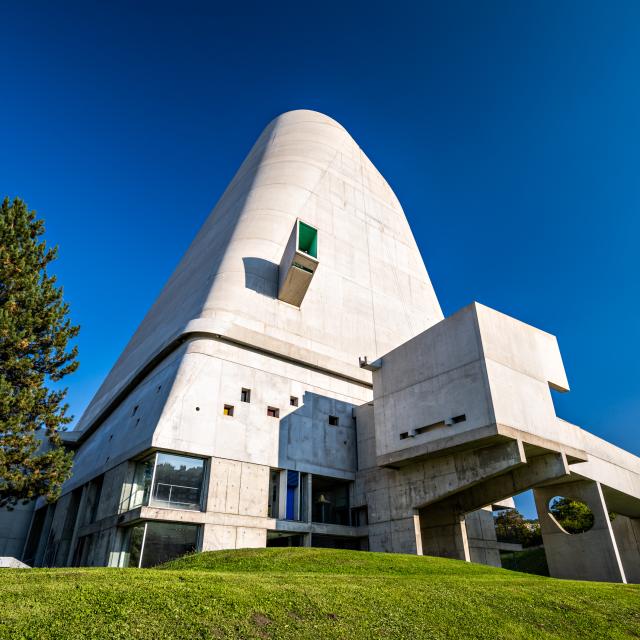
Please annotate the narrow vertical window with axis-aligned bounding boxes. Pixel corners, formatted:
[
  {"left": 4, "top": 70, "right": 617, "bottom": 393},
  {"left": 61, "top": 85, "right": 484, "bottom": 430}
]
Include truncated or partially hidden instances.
[
  {"left": 290, "top": 396, "right": 299, "bottom": 407},
  {"left": 241, "top": 388, "right": 251, "bottom": 403}
]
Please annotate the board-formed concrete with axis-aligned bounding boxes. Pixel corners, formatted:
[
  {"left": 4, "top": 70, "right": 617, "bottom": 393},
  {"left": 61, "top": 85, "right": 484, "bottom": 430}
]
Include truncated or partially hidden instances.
[{"left": 2, "top": 110, "right": 639, "bottom": 582}]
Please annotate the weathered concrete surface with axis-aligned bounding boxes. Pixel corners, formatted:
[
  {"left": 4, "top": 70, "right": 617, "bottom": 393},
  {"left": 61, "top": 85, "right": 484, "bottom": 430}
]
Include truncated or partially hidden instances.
[
  {"left": 534, "top": 480, "right": 626, "bottom": 583},
  {"left": 611, "top": 515, "right": 640, "bottom": 583},
  {"left": 0, "top": 501, "right": 35, "bottom": 559},
  {"left": 4, "top": 110, "right": 638, "bottom": 584},
  {"left": 73, "top": 109, "right": 443, "bottom": 444}
]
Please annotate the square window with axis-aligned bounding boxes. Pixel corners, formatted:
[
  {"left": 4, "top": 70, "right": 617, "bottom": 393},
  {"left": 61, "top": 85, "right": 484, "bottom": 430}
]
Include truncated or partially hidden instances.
[
  {"left": 241, "top": 388, "right": 251, "bottom": 403},
  {"left": 290, "top": 396, "right": 299, "bottom": 407},
  {"left": 267, "top": 406, "right": 280, "bottom": 418},
  {"left": 328, "top": 415, "right": 339, "bottom": 426},
  {"left": 223, "top": 404, "right": 234, "bottom": 417}
]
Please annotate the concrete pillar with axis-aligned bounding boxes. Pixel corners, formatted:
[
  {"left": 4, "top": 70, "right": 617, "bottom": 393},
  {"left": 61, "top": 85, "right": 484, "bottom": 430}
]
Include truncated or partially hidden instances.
[
  {"left": 533, "top": 480, "right": 626, "bottom": 583},
  {"left": 466, "top": 507, "right": 501, "bottom": 568},
  {"left": 611, "top": 515, "right": 640, "bottom": 584},
  {"left": 419, "top": 503, "right": 470, "bottom": 561}
]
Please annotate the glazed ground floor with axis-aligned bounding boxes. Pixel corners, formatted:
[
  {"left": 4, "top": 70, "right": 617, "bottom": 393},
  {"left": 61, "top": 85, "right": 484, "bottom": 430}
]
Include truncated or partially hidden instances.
[{"left": 20, "top": 447, "right": 503, "bottom": 569}]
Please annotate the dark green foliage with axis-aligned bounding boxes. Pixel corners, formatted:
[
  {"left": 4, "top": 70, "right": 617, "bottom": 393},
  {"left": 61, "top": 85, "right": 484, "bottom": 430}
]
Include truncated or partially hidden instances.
[
  {"left": 494, "top": 508, "right": 542, "bottom": 547},
  {"left": 0, "top": 197, "right": 78, "bottom": 508},
  {"left": 549, "top": 497, "right": 595, "bottom": 534},
  {"left": 500, "top": 547, "right": 550, "bottom": 576},
  {"left": 1, "top": 548, "right": 639, "bottom": 639}
]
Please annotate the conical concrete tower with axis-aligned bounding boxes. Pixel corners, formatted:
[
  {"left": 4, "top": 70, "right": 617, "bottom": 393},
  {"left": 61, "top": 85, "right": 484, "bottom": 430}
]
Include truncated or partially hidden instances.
[
  {"left": 15, "top": 111, "right": 640, "bottom": 578},
  {"left": 26, "top": 110, "right": 444, "bottom": 567}
]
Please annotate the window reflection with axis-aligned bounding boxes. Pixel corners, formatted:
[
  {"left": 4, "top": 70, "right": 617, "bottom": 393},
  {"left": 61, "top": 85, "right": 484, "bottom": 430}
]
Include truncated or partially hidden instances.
[
  {"left": 128, "top": 452, "right": 205, "bottom": 512},
  {"left": 125, "top": 522, "right": 199, "bottom": 568},
  {"left": 312, "top": 475, "right": 350, "bottom": 525}
]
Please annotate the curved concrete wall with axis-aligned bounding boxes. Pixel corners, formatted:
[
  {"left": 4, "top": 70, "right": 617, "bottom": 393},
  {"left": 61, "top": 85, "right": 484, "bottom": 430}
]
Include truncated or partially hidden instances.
[{"left": 75, "top": 110, "right": 442, "bottom": 436}]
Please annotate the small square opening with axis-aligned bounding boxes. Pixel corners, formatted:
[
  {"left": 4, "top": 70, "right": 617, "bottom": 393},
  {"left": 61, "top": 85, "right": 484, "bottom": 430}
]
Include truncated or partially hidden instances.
[
  {"left": 328, "top": 415, "right": 339, "bottom": 426},
  {"left": 223, "top": 404, "right": 234, "bottom": 417},
  {"left": 290, "top": 396, "right": 299, "bottom": 407},
  {"left": 241, "top": 388, "right": 251, "bottom": 403},
  {"left": 267, "top": 406, "right": 280, "bottom": 418}
]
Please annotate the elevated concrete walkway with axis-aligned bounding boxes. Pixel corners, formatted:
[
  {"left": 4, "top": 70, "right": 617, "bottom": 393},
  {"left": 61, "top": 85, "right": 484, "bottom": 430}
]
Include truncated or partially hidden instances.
[{"left": 362, "top": 302, "right": 640, "bottom": 582}]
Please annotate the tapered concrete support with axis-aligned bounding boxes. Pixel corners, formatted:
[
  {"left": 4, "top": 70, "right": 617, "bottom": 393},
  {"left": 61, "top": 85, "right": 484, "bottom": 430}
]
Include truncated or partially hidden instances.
[
  {"left": 466, "top": 507, "right": 501, "bottom": 567},
  {"left": 611, "top": 515, "right": 640, "bottom": 584},
  {"left": 534, "top": 480, "right": 626, "bottom": 583},
  {"left": 419, "top": 503, "right": 470, "bottom": 561}
]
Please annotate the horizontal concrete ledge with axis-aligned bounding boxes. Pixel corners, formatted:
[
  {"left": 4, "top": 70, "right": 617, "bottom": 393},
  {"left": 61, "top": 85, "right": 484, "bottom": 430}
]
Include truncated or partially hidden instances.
[
  {"left": 273, "top": 519, "right": 368, "bottom": 538},
  {"left": 376, "top": 424, "right": 503, "bottom": 468},
  {"left": 375, "top": 423, "right": 589, "bottom": 469},
  {"left": 496, "top": 424, "right": 588, "bottom": 464},
  {"left": 69, "top": 320, "right": 373, "bottom": 446}
]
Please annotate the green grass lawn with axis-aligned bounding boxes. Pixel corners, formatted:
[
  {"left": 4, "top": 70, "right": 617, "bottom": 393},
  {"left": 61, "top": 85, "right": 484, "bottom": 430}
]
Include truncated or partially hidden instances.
[{"left": 1, "top": 548, "right": 639, "bottom": 639}]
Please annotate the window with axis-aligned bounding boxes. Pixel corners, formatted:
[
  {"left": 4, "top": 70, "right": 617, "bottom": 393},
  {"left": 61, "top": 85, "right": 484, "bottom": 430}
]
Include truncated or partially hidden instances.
[
  {"left": 286, "top": 470, "right": 309, "bottom": 521},
  {"left": 290, "top": 396, "right": 299, "bottom": 407},
  {"left": 127, "top": 452, "right": 206, "bottom": 512},
  {"left": 241, "top": 388, "right": 251, "bottom": 403},
  {"left": 223, "top": 404, "right": 234, "bottom": 416},
  {"left": 86, "top": 475, "right": 104, "bottom": 524},
  {"left": 312, "top": 475, "right": 351, "bottom": 526},
  {"left": 268, "top": 469, "right": 280, "bottom": 518},
  {"left": 125, "top": 521, "right": 200, "bottom": 568},
  {"left": 328, "top": 415, "right": 339, "bottom": 426},
  {"left": 267, "top": 406, "right": 280, "bottom": 418},
  {"left": 297, "top": 221, "right": 318, "bottom": 258},
  {"left": 268, "top": 469, "right": 309, "bottom": 522}
]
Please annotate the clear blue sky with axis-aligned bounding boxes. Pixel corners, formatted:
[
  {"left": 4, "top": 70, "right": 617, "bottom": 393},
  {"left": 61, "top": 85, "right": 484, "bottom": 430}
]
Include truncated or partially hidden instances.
[{"left": 2, "top": 2, "right": 639, "bottom": 518}]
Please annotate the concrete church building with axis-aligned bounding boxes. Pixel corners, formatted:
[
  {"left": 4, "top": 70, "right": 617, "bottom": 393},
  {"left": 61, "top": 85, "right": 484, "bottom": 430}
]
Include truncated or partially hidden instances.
[{"left": 7, "top": 110, "right": 640, "bottom": 582}]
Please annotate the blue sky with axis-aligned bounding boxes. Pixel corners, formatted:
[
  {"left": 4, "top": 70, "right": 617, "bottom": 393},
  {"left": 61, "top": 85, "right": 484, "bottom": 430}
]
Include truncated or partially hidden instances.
[{"left": 2, "top": 2, "right": 639, "bottom": 518}]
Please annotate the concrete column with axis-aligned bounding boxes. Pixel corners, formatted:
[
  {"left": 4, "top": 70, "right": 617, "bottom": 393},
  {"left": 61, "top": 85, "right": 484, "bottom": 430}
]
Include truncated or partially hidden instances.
[
  {"left": 277, "top": 470, "right": 287, "bottom": 521},
  {"left": 533, "top": 480, "right": 626, "bottom": 583},
  {"left": 419, "top": 503, "right": 470, "bottom": 562},
  {"left": 304, "top": 474, "right": 312, "bottom": 523},
  {"left": 65, "top": 484, "right": 90, "bottom": 566},
  {"left": 611, "top": 515, "right": 640, "bottom": 584},
  {"left": 466, "top": 507, "right": 501, "bottom": 568}
]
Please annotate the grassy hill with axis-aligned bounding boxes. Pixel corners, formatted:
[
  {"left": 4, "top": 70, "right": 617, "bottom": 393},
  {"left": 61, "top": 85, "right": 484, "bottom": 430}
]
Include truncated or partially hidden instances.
[{"left": 1, "top": 547, "right": 639, "bottom": 639}]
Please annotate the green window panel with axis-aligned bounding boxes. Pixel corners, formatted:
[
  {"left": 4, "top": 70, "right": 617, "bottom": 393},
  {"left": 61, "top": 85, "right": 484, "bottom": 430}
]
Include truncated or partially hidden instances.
[{"left": 298, "top": 221, "right": 318, "bottom": 258}]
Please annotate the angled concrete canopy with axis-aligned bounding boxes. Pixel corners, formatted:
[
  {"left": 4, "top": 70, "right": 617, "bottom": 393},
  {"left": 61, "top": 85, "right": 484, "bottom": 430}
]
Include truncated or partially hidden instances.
[{"left": 4, "top": 110, "right": 639, "bottom": 582}]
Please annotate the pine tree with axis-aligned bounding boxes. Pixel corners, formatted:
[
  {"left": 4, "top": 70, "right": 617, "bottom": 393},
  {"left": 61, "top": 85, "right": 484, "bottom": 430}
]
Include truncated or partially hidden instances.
[{"left": 0, "top": 197, "right": 78, "bottom": 508}]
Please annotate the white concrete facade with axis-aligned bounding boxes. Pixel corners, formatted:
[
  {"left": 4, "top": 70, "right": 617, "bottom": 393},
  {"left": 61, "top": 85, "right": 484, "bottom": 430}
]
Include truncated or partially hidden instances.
[{"left": 6, "top": 110, "right": 640, "bottom": 581}]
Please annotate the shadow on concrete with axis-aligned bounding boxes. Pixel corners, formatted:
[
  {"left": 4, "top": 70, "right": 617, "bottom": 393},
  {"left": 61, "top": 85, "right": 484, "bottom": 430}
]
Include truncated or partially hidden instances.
[
  {"left": 242, "top": 257, "right": 279, "bottom": 298},
  {"left": 277, "top": 390, "right": 358, "bottom": 475}
]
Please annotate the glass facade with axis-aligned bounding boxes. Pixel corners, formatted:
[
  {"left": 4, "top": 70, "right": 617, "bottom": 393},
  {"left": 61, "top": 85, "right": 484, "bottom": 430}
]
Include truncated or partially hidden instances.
[
  {"left": 268, "top": 469, "right": 280, "bottom": 518},
  {"left": 128, "top": 452, "right": 205, "bottom": 512},
  {"left": 312, "top": 475, "right": 350, "bottom": 525},
  {"left": 126, "top": 521, "right": 199, "bottom": 568},
  {"left": 268, "top": 469, "right": 349, "bottom": 524}
]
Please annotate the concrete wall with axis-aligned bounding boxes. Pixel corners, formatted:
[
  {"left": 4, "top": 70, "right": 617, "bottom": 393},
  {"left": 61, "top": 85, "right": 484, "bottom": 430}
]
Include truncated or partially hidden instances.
[
  {"left": 0, "top": 501, "right": 35, "bottom": 559},
  {"left": 9, "top": 109, "right": 639, "bottom": 582},
  {"left": 74, "top": 109, "right": 443, "bottom": 440}
]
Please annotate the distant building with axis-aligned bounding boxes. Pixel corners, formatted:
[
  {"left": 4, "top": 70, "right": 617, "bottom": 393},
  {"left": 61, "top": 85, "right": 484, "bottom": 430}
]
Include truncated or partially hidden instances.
[{"left": 7, "top": 111, "right": 640, "bottom": 582}]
